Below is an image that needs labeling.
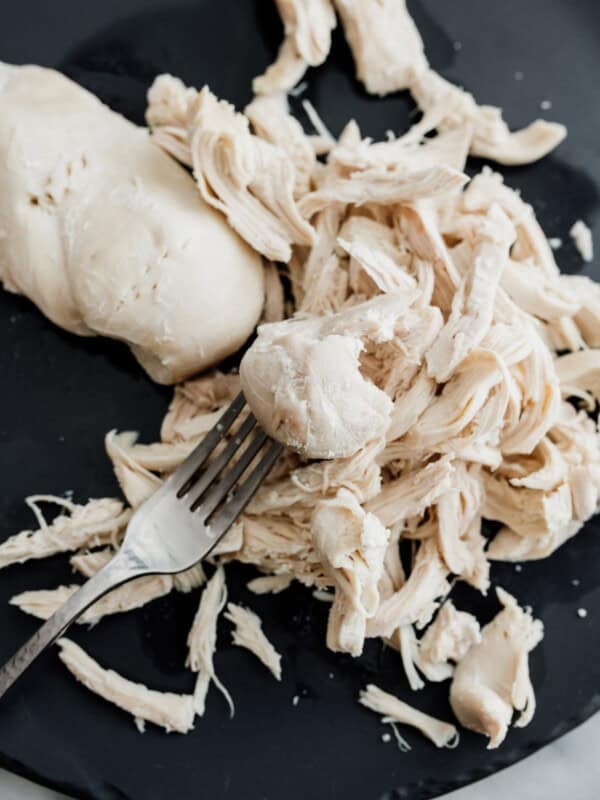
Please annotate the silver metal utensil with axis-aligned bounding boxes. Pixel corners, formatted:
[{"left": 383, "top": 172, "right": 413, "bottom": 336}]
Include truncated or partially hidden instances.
[{"left": 0, "top": 392, "right": 282, "bottom": 698}]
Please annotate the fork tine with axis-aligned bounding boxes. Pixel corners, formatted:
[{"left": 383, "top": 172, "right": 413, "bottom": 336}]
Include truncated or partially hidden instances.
[
  {"left": 186, "top": 413, "right": 257, "bottom": 507},
  {"left": 209, "top": 440, "right": 283, "bottom": 538},
  {"left": 170, "top": 392, "right": 247, "bottom": 495},
  {"left": 196, "top": 428, "right": 268, "bottom": 518}
]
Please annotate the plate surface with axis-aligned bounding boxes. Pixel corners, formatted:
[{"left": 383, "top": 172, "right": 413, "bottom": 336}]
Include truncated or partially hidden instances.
[{"left": 1, "top": 2, "right": 599, "bottom": 799}]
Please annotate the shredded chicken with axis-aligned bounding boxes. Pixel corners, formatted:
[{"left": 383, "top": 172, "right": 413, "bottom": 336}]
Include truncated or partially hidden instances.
[
  {"left": 57, "top": 639, "right": 195, "bottom": 734},
  {"left": 312, "top": 488, "right": 389, "bottom": 655},
  {"left": 3, "top": 0, "right": 599, "bottom": 752},
  {"left": 450, "top": 588, "right": 543, "bottom": 748},
  {"left": 147, "top": 76, "right": 314, "bottom": 263},
  {"left": 224, "top": 603, "right": 282, "bottom": 680},
  {"left": 0, "top": 497, "right": 130, "bottom": 568},
  {"left": 359, "top": 684, "right": 459, "bottom": 748},
  {"left": 186, "top": 567, "right": 233, "bottom": 717},
  {"left": 419, "top": 601, "right": 481, "bottom": 669},
  {"left": 333, "top": 0, "right": 428, "bottom": 95},
  {"left": 253, "top": 0, "right": 336, "bottom": 95}
]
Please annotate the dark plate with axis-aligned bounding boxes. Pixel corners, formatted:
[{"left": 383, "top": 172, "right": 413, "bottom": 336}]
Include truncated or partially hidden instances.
[{"left": 1, "top": 1, "right": 599, "bottom": 798}]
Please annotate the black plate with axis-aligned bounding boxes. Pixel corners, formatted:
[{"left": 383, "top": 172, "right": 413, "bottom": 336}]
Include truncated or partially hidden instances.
[{"left": 1, "top": 2, "right": 600, "bottom": 799}]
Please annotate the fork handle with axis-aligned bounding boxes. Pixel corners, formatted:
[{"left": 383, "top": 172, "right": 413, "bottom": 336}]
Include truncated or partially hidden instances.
[{"left": 0, "top": 553, "right": 143, "bottom": 699}]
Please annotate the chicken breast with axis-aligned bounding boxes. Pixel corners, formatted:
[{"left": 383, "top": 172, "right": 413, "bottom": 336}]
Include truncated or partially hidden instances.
[{"left": 0, "top": 64, "right": 264, "bottom": 384}]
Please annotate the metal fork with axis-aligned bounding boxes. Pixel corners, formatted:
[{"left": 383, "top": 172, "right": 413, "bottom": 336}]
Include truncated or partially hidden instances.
[{"left": 0, "top": 393, "right": 282, "bottom": 699}]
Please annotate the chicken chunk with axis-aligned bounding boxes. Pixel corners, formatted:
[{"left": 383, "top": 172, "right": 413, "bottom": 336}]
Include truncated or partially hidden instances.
[
  {"left": 312, "top": 488, "right": 389, "bottom": 655},
  {"left": 450, "top": 588, "right": 543, "bottom": 748},
  {"left": 240, "top": 294, "right": 422, "bottom": 458}
]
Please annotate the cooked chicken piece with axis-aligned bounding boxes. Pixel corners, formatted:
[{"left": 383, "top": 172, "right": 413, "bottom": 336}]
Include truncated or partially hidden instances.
[
  {"left": 245, "top": 93, "right": 316, "bottom": 198},
  {"left": 0, "top": 497, "right": 129, "bottom": 569},
  {"left": 419, "top": 601, "right": 481, "bottom": 667},
  {"left": 332, "top": 125, "right": 471, "bottom": 174},
  {"left": 484, "top": 472, "right": 573, "bottom": 539},
  {"left": 57, "top": 639, "right": 195, "bottom": 733},
  {"left": 338, "top": 216, "right": 417, "bottom": 295},
  {"left": 253, "top": 0, "right": 336, "bottom": 94},
  {"left": 462, "top": 168, "right": 560, "bottom": 280},
  {"left": 450, "top": 588, "right": 543, "bottom": 748},
  {"left": 570, "top": 220, "right": 594, "bottom": 262},
  {"left": 367, "top": 538, "right": 451, "bottom": 638},
  {"left": 503, "top": 437, "right": 567, "bottom": 492},
  {"left": 411, "top": 69, "right": 566, "bottom": 166},
  {"left": 385, "top": 620, "right": 454, "bottom": 690},
  {"left": 399, "top": 203, "right": 461, "bottom": 314},
  {"left": 0, "top": 65, "right": 264, "bottom": 384},
  {"left": 160, "top": 371, "right": 240, "bottom": 442},
  {"left": 556, "top": 350, "right": 600, "bottom": 404},
  {"left": 400, "top": 350, "right": 506, "bottom": 460},
  {"left": 246, "top": 574, "right": 294, "bottom": 595},
  {"left": 147, "top": 77, "right": 314, "bottom": 263},
  {"left": 298, "top": 163, "right": 467, "bottom": 219},
  {"left": 360, "top": 306, "right": 443, "bottom": 403},
  {"left": 299, "top": 253, "right": 349, "bottom": 316},
  {"left": 435, "top": 463, "right": 489, "bottom": 592},
  {"left": 259, "top": 262, "right": 286, "bottom": 325},
  {"left": 333, "top": 0, "right": 428, "bottom": 95},
  {"left": 12, "top": 545, "right": 205, "bottom": 624},
  {"left": 312, "top": 488, "right": 389, "bottom": 655},
  {"left": 248, "top": 437, "right": 383, "bottom": 514},
  {"left": 561, "top": 275, "right": 600, "bottom": 347},
  {"left": 359, "top": 684, "right": 458, "bottom": 748},
  {"left": 488, "top": 520, "right": 583, "bottom": 562},
  {"left": 501, "top": 335, "right": 562, "bottom": 456},
  {"left": 224, "top": 603, "right": 282, "bottom": 680},
  {"left": 11, "top": 574, "right": 173, "bottom": 624},
  {"left": 70, "top": 547, "right": 115, "bottom": 576},
  {"left": 500, "top": 258, "right": 579, "bottom": 321},
  {"left": 241, "top": 294, "right": 424, "bottom": 458},
  {"left": 386, "top": 368, "right": 436, "bottom": 442},
  {"left": 105, "top": 431, "right": 162, "bottom": 508},
  {"left": 366, "top": 458, "right": 455, "bottom": 528},
  {"left": 186, "top": 567, "right": 233, "bottom": 717},
  {"left": 426, "top": 205, "right": 515, "bottom": 381},
  {"left": 253, "top": 39, "right": 308, "bottom": 98}
]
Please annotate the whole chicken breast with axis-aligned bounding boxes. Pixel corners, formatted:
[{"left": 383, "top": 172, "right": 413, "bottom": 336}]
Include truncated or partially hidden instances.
[{"left": 0, "top": 64, "right": 264, "bottom": 384}]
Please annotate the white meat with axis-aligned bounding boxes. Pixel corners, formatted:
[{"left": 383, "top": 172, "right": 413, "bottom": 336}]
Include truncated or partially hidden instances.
[
  {"left": 0, "top": 64, "right": 264, "bottom": 384},
  {"left": 224, "top": 603, "right": 282, "bottom": 680}
]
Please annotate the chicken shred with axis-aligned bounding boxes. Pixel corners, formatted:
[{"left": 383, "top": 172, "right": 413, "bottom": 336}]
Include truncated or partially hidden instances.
[
  {"left": 359, "top": 684, "right": 459, "bottom": 748},
  {"left": 185, "top": 567, "right": 233, "bottom": 717},
  {"left": 312, "top": 488, "right": 389, "bottom": 656},
  {"left": 253, "top": 0, "right": 336, "bottom": 95},
  {"left": 57, "top": 639, "right": 195, "bottom": 734},
  {"left": 0, "top": 497, "right": 130, "bottom": 568},
  {"left": 224, "top": 603, "right": 282, "bottom": 680}
]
